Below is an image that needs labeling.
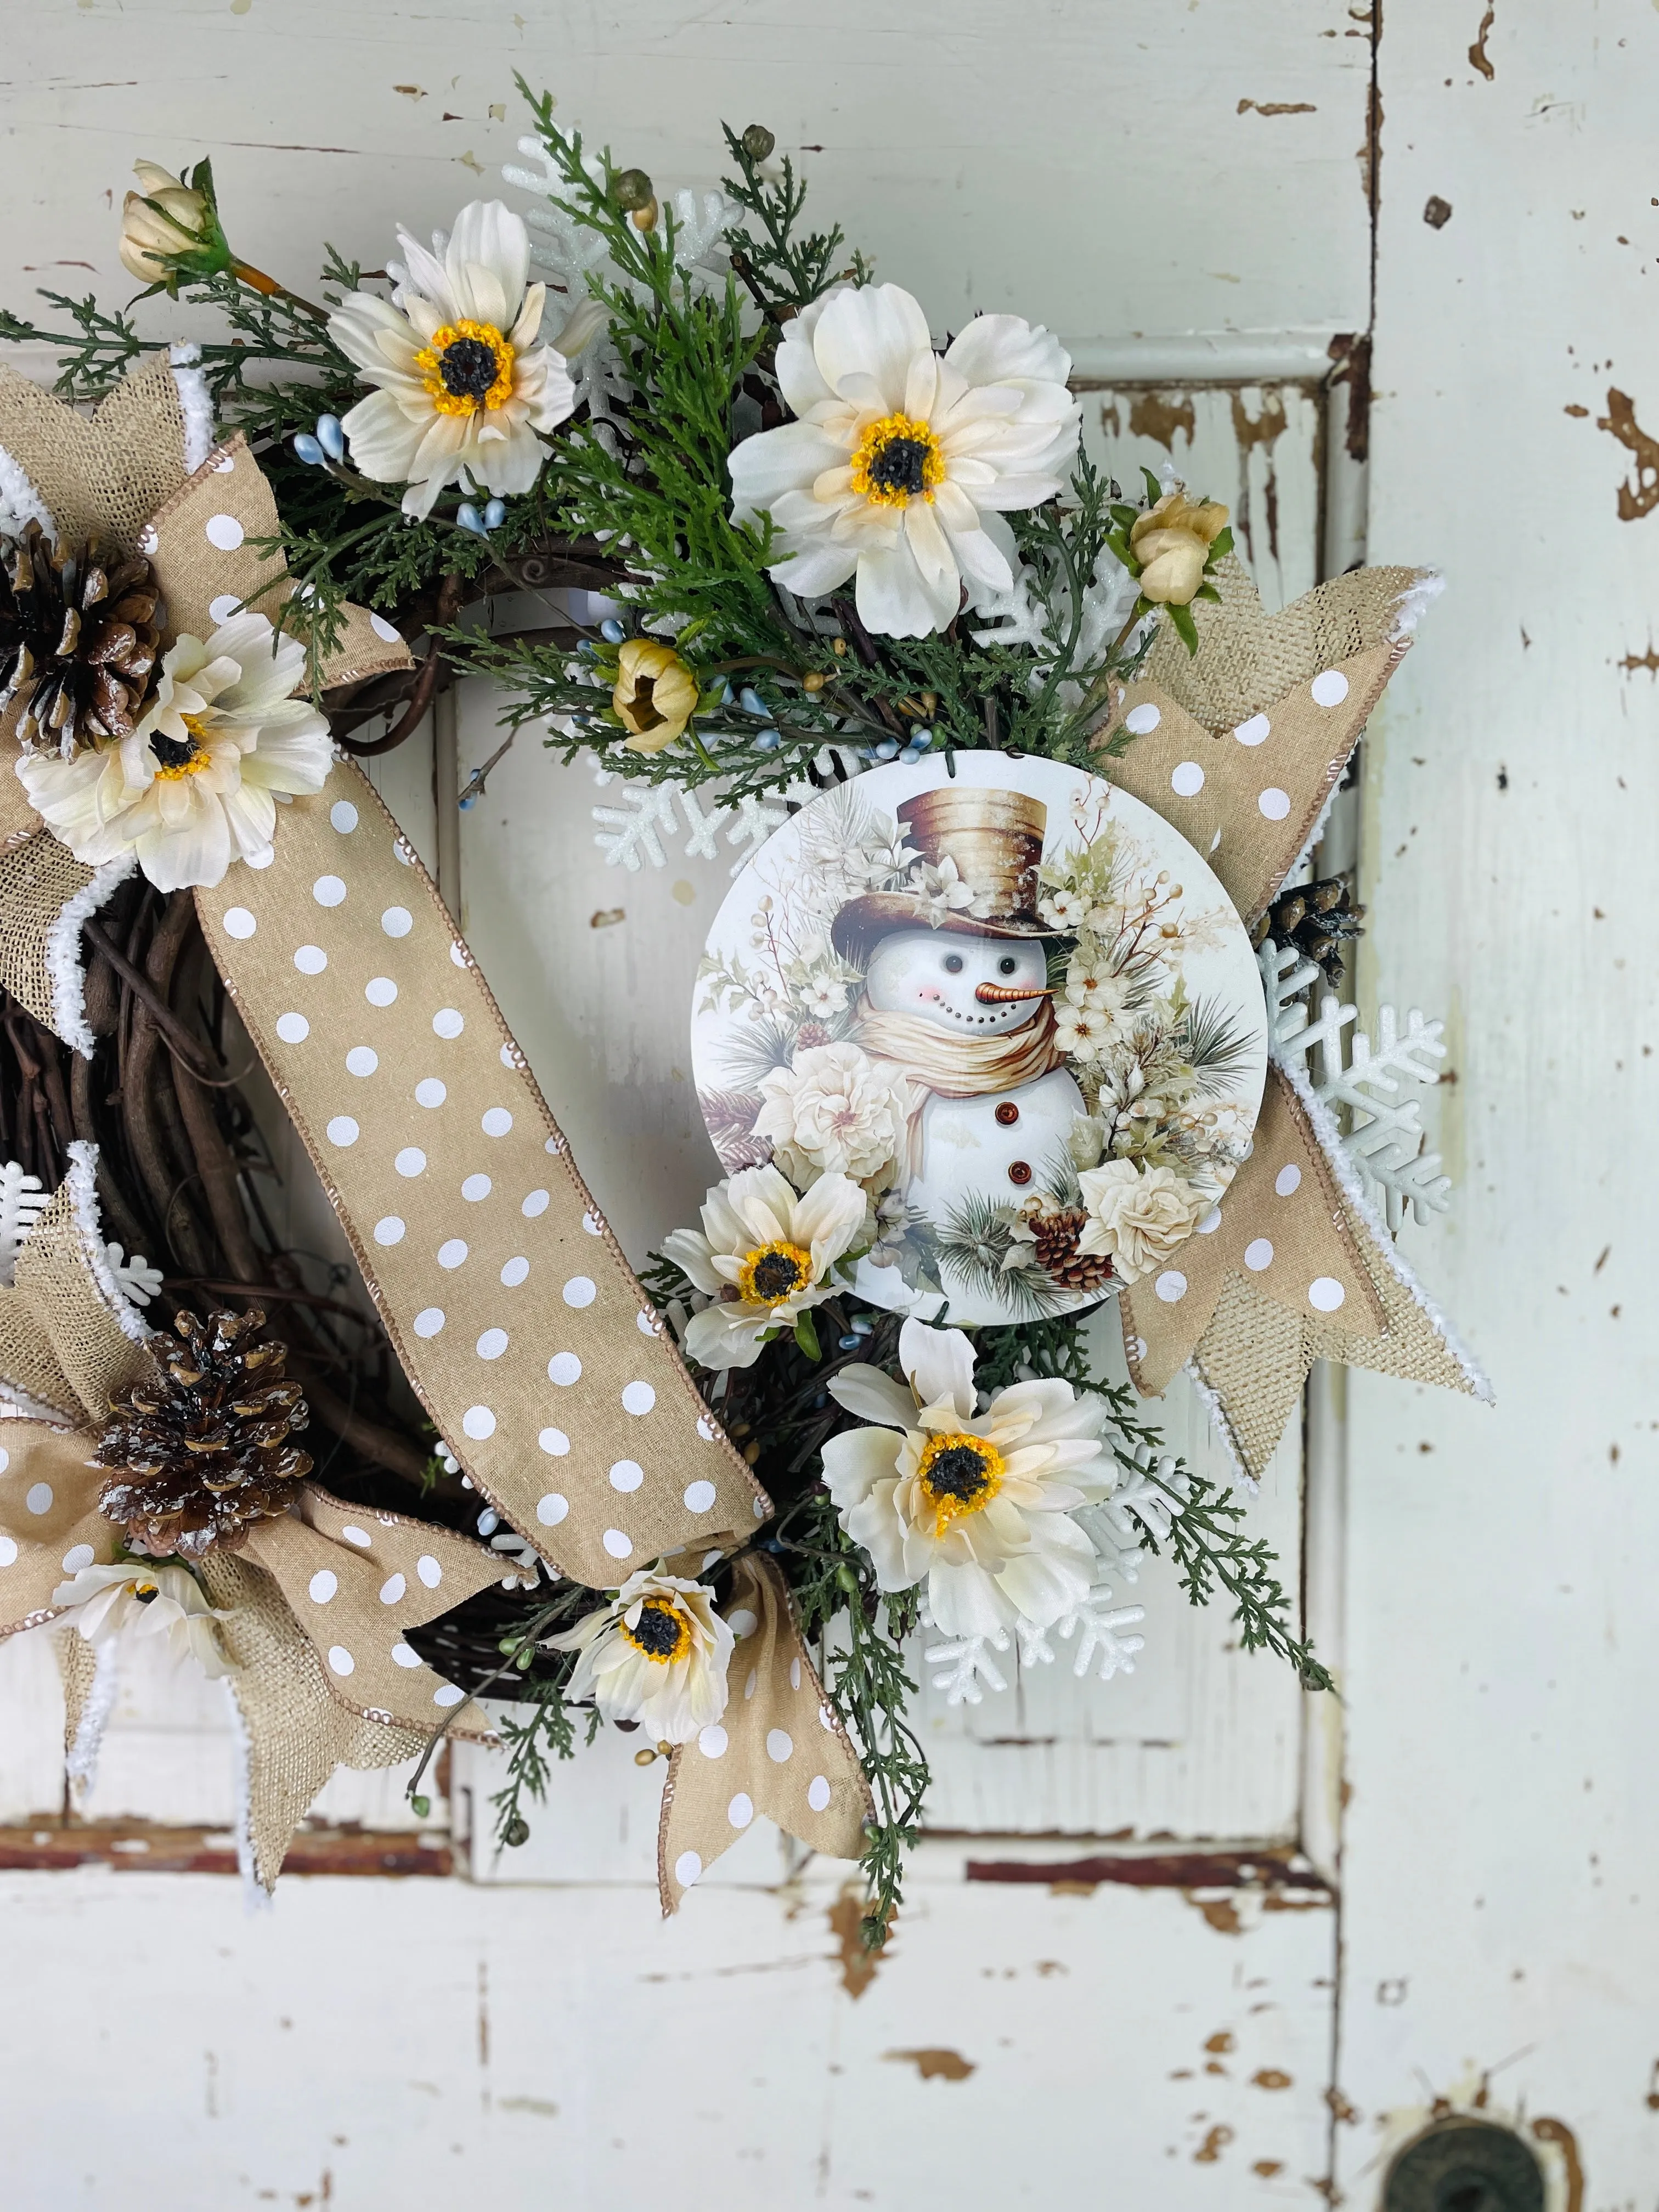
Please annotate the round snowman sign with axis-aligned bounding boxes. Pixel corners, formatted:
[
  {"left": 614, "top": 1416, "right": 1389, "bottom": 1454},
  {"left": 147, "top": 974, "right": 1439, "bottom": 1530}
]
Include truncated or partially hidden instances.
[{"left": 692, "top": 754, "right": 1268, "bottom": 1326}]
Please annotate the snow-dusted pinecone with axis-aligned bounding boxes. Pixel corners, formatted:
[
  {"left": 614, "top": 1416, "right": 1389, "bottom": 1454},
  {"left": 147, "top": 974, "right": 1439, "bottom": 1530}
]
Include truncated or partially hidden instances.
[
  {"left": 0, "top": 521, "right": 161, "bottom": 753},
  {"left": 95, "top": 1306, "right": 312, "bottom": 1561},
  {"left": 1255, "top": 876, "right": 1365, "bottom": 986},
  {"left": 1029, "top": 1208, "right": 1115, "bottom": 1294}
]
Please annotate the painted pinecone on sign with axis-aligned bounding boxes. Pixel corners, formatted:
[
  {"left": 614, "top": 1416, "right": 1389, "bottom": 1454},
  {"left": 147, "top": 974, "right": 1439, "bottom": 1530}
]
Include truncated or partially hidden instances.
[
  {"left": 1028, "top": 1206, "right": 1115, "bottom": 1294},
  {"left": 0, "top": 520, "right": 161, "bottom": 753},
  {"left": 95, "top": 1307, "right": 313, "bottom": 1561}
]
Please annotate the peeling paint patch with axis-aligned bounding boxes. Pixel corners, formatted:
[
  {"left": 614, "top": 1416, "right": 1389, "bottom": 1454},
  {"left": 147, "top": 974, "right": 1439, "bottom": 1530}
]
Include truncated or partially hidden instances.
[
  {"left": 883, "top": 2048, "right": 975, "bottom": 2081},
  {"left": 1127, "top": 392, "right": 1196, "bottom": 450},
  {"left": 1469, "top": 3, "right": 1496, "bottom": 77},
  {"left": 1424, "top": 195, "right": 1453, "bottom": 228},
  {"left": 496, "top": 2096, "right": 558, "bottom": 2118},
  {"left": 590, "top": 907, "right": 626, "bottom": 928},
  {"left": 1237, "top": 99, "right": 1317, "bottom": 116},
  {"left": 1252, "top": 2068, "right": 1294, "bottom": 2090},
  {"left": 828, "top": 1883, "right": 889, "bottom": 1999},
  {"left": 1193, "top": 2123, "right": 1234, "bottom": 2163},
  {"left": 1530, "top": 2117, "right": 1584, "bottom": 2212},
  {"left": 1620, "top": 643, "right": 1659, "bottom": 675},
  {"left": 1598, "top": 389, "right": 1659, "bottom": 518}
]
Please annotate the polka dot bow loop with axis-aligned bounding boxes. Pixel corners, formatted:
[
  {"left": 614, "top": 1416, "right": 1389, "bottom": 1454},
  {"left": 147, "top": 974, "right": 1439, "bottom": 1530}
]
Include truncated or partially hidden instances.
[{"left": 1094, "top": 556, "right": 1489, "bottom": 1483}]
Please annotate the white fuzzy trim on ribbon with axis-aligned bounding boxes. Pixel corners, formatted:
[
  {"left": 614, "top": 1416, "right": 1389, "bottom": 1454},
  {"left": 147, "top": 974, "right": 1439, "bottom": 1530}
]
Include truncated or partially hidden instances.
[
  {"left": 1276, "top": 1054, "right": 1493, "bottom": 1404},
  {"left": 0, "top": 443, "right": 52, "bottom": 543},
  {"left": 1387, "top": 568, "right": 1446, "bottom": 641},
  {"left": 64, "top": 1635, "right": 121, "bottom": 1799},
  {"left": 169, "top": 342, "right": 216, "bottom": 475},
  {"left": 45, "top": 854, "right": 137, "bottom": 1060},
  {"left": 223, "top": 1679, "right": 273, "bottom": 1913},
  {"left": 64, "top": 1138, "right": 153, "bottom": 1346}
]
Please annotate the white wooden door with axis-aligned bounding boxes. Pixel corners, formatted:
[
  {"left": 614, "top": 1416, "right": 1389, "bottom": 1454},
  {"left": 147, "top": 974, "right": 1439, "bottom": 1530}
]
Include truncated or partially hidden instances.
[{"left": 0, "top": 4, "right": 1498, "bottom": 2204}]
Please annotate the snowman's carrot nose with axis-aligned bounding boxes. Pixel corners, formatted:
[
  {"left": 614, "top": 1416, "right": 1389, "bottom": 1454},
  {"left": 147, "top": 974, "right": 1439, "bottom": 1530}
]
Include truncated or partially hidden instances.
[{"left": 974, "top": 981, "right": 1054, "bottom": 1003}]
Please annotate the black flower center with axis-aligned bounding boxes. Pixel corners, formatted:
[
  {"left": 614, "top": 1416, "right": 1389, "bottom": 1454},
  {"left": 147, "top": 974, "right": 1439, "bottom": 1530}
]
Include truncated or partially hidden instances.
[
  {"left": 149, "top": 728, "right": 198, "bottom": 771},
  {"left": 922, "top": 1443, "right": 993, "bottom": 1502},
  {"left": 749, "top": 1249, "right": 807, "bottom": 1299},
  {"left": 438, "top": 336, "right": 501, "bottom": 400},
  {"left": 866, "top": 436, "right": 934, "bottom": 498},
  {"left": 624, "top": 1599, "right": 685, "bottom": 1661}
]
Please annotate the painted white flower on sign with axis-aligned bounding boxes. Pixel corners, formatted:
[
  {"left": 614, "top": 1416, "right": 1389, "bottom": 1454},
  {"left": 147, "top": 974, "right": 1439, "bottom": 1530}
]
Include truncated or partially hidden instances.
[
  {"left": 754, "top": 1043, "right": 913, "bottom": 1189},
  {"left": 329, "top": 201, "right": 598, "bottom": 520},
  {"left": 728, "top": 283, "right": 1080, "bottom": 637},
  {"left": 18, "top": 613, "right": 331, "bottom": 891},
  {"left": 822, "top": 1318, "right": 1114, "bottom": 1641},
  {"left": 549, "top": 1570, "right": 733, "bottom": 1745}
]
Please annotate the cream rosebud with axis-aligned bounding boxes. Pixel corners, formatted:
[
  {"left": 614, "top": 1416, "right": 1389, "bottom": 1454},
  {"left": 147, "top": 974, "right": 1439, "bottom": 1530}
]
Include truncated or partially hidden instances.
[
  {"left": 612, "top": 638, "right": 698, "bottom": 754},
  {"left": 119, "top": 160, "right": 212, "bottom": 284},
  {"left": 1129, "top": 489, "right": 1230, "bottom": 608}
]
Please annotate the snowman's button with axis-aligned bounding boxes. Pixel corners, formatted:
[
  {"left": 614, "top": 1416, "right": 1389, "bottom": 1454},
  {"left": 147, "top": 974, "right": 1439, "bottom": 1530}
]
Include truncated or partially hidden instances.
[
  {"left": 994, "top": 1102, "right": 1020, "bottom": 1126},
  {"left": 1007, "top": 1160, "right": 1033, "bottom": 1186}
]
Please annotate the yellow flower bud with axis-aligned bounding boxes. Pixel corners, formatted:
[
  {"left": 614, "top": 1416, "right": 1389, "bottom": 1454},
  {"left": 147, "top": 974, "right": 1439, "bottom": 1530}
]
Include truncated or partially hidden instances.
[
  {"left": 1128, "top": 489, "right": 1229, "bottom": 607},
  {"left": 119, "top": 160, "right": 212, "bottom": 284},
  {"left": 613, "top": 639, "right": 699, "bottom": 754}
]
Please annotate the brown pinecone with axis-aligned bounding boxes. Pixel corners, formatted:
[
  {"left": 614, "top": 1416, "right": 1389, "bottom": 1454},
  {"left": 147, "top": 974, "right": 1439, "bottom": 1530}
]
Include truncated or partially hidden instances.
[
  {"left": 0, "top": 521, "right": 161, "bottom": 753},
  {"left": 1028, "top": 1208, "right": 1116, "bottom": 1294},
  {"left": 95, "top": 1307, "right": 313, "bottom": 1562},
  {"left": 1255, "top": 875, "right": 1365, "bottom": 986}
]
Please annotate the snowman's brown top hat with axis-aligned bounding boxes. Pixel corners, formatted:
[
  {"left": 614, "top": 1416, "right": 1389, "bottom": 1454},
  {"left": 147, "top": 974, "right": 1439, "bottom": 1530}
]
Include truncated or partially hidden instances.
[{"left": 831, "top": 786, "right": 1052, "bottom": 965}]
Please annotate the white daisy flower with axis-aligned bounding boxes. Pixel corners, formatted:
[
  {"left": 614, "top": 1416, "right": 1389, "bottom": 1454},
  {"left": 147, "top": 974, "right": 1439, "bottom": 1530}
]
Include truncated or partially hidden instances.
[
  {"left": 799, "top": 975, "right": 850, "bottom": 1018},
  {"left": 1037, "top": 887, "right": 1090, "bottom": 930},
  {"left": 18, "top": 612, "right": 331, "bottom": 891},
  {"left": 728, "top": 281, "right": 1081, "bottom": 638},
  {"left": 549, "top": 1570, "right": 733, "bottom": 1745},
  {"left": 822, "top": 1319, "right": 1114, "bottom": 1641},
  {"left": 329, "top": 201, "right": 600, "bottom": 521},
  {"left": 1054, "top": 1000, "right": 1114, "bottom": 1062},
  {"left": 1064, "top": 950, "right": 1132, "bottom": 1019},
  {"left": 50, "top": 1559, "right": 231, "bottom": 1678},
  {"left": 662, "top": 1162, "right": 867, "bottom": 1370}
]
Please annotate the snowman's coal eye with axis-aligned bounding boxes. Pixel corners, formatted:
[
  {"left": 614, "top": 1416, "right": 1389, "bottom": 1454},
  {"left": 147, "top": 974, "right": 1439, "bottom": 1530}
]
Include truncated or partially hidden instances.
[
  {"left": 943, "top": 953, "right": 964, "bottom": 974},
  {"left": 998, "top": 956, "right": 1018, "bottom": 975}
]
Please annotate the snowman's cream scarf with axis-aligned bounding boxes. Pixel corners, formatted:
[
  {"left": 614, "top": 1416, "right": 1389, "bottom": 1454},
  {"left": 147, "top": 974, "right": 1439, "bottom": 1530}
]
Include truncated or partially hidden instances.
[{"left": 853, "top": 997, "right": 1065, "bottom": 1176}]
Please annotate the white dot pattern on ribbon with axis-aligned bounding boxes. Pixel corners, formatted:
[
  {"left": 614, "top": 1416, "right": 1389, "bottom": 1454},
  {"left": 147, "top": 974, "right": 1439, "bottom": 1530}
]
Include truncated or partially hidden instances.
[
  {"left": 381, "top": 906, "right": 413, "bottom": 938},
  {"left": 330, "top": 800, "right": 359, "bottom": 834},
  {"left": 1311, "top": 668, "right": 1350, "bottom": 707},
  {"left": 415, "top": 1078, "right": 446, "bottom": 1108},
  {"left": 537, "top": 1492, "right": 569, "bottom": 1523},
  {"left": 538, "top": 1429, "right": 569, "bottom": 1458},
  {"left": 275, "top": 1012, "right": 309, "bottom": 1044},
  {"left": 1234, "top": 713, "right": 1271, "bottom": 746},
  {"left": 1197, "top": 1207, "right": 1222, "bottom": 1235},
  {"left": 208, "top": 591, "right": 242, "bottom": 624},
  {"left": 438, "top": 1239, "right": 467, "bottom": 1269},
  {"left": 1155, "top": 1270, "right": 1188, "bottom": 1304},
  {"left": 413, "top": 1307, "right": 444, "bottom": 1337},
  {"left": 374, "top": 1216, "right": 405, "bottom": 1246},
  {"left": 684, "top": 1480, "right": 716, "bottom": 1513},
  {"left": 346, "top": 1046, "right": 378, "bottom": 1078},
  {"left": 563, "top": 1277, "right": 596, "bottom": 1308},
  {"left": 328, "top": 1645, "right": 354, "bottom": 1675},
  {"left": 326, "top": 1116, "right": 358, "bottom": 1148},
  {"left": 727, "top": 1793, "right": 754, "bottom": 1829},
  {"left": 365, "top": 977, "right": 398, "bottom": 1007},
  {"left": 313, "top": 874, "right": 347, "bottom": 908},
  {"left": 1258, "top": 787, "right": 1291, "bottom": 821},
  {"left": 461, "top": 1174, "right": 491, "bottom": 1202},
  {"left": 1170, "top": 761, "right": 1205, "bottom": 797},
  {"left": 462, "top": 1407, "right": 495, "bottom": 1440},
  {"left": 477, "top": 1328, "right": 509, "bottom": 1361},
  {"left": 602, "top": 1528, "right": 632, "bottom": 1559},
  {"left": 369, "top": 611, "right": 402, "bottom": 645},
  {"left": 416, "top": 1555, "right": 442, "bottom": 1589},
  {"left": 766, "top": 1729, "right": 793, "bottom": 1763},
  {"left": 610, "top": 1460, "right": 644, "bottom": 1493},
  {"left": 637, "top": 1311, "right": 658, "bottom": 1337},
  {"left": 223, "top": 906, "right": 256, "bottom": 940},
  {"left": 379, "top": 1574, "right": 406, "bottom": 1605},
  {"left": 391, "top": 1641, "right": 421, "bottom": 1667},
  {"left": 621, "top": 1381, "right": 656, "bottom": 1416},
  {"left": 433, "top": 1008, "right": 464, "bottom": 1039},
  {"left": 395, "top": 1147, "right": 426, "bottom": 1178},
  {"left": 341, "top": 1526, "right": 371, "bottom": 1548},
  {"left": 582, "top": 1212, "right": 603, "bottom": 1238},
  {"left": 434, "top": 1684, "right": 465, "bottom": 1708},
  {"left": 205, "top": 512, "right": 244, "bottom": 551},
  {"left": 674, "top": 1850, "right": 702, "bottom": 1888},
  {"left": 61, "top": 1544, "right": 94, "bottom": 1573},
  {"left": 522, "top": 1188, "right": 549, "bottom": 1218},
  {"left": 500, "top": 1256, "right": 528, "bottom": 1287},
  {"left": 481, "top": 1107, "right": 513, "bottom": 1137},
  {"left": 808, "top": 1776, "right": 832, "bottom": 1813},
  {"left": 295, "top": 944, "right": 328, "bottom": 974},
  {"left": 727, "top": 1608, "right": 758, "bottom": 1640},
  {"left": 698, "top": 1725, "right": 728, "bottom": 1758},
  {"left": 1244, "top": 1238, "right": 1274, "bottom": 1272},
  {"left": 1124, "top": 701, "right": 1161, "bottom": 735},
  {"left": 548, "top": 1352, "right": 582, "bottom": 1385},
  {"left": 0, "top": 1537, "right": 16, "bottom": 1567},
  {"left": 450, "top": 943, "right": 469, "bottom": 969},
  {"left": 309, "top": 1570, "right": 338, "bottom": 1604},
  {"left": 789, "top": 1657, "right": 802, "bottom": 1690},
  {"left": 1275, "top": 1163, "right": 1302, "bottom": 1196},
  {"left": 1308, "top": 1276, "right": 1347, "bottom": 1313},
  {"left": 246, "top": 847, "right": 274, "bottom": 871}
]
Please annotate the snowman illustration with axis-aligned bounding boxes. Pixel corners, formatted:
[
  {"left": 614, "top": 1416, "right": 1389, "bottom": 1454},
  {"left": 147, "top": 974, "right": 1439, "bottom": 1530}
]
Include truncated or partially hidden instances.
[{"left": 831, "top": 787, "right": 1085, "bottom": 1299}]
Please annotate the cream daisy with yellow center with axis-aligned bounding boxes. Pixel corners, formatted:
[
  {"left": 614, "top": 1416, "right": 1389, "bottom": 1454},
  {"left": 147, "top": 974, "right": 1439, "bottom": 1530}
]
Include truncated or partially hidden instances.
[
  {"left": 551, "top": 1571, "right": 733, "bottom": 1743},
  {"left": 849, "top": 412, "right": 946, "bottom": 508},
  {"left": 416, "top": 317, "right": 517, "bottom": 416},
  {"left": 662, "top": 1163, "right": 867, "bottom": 1372}
]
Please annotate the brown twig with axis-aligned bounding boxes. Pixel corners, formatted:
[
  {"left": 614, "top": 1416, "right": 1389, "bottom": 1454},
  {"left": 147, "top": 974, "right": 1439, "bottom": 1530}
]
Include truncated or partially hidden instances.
[
  {"left": 82, "top": 918, "right": 223, "bottom": 1080},
  {"left": 335, "top": 571, "right": 463, "bottom": 759}
]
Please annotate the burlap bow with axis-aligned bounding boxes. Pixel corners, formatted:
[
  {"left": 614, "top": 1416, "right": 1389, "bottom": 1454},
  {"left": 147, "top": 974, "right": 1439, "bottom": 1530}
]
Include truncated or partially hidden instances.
[
  {"left": 1098, "top": 555, "right": 1489, "bottom": 1477},
  {"left": 0, "top": 356, "right": 868, "bottom": 1905}
]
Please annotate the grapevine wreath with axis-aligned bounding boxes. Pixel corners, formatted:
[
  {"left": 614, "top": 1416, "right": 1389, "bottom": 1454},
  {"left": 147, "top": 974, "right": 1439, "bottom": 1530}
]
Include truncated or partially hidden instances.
[{"left": 0, "top": 96, "right": 1487, "bottom": 1942}]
